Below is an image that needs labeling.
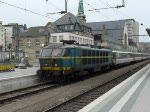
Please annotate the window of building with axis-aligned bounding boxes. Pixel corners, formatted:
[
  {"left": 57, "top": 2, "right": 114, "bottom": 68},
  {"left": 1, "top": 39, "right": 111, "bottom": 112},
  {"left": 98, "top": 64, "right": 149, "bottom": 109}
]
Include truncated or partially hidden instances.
[
  {"left": 53, "top": 36, "right": 57, "bottom": 42},
  {"left": 80, "top": 38, "right": 82, "bottom": 44},
  {"left": 75, "top": 37, "right": 77, "bottom": 42},
  {"left": 65, "top": 25, "right": 68, "bottom": 30},
  {"left": 70, "top": 25, "right": 73, "bottom": 29},
  {"left": 59, "top": 35, "right": 63, "bottom": 41},
  {"left": 27, "top": 39, "right": 31, "bottom": 46},
  {"left": 35, "top": 51, "right": 40, "bottom": 58},
  {"left": 72, "top": 36, "right": 74, "bottom": 40},
  {"left": 59, "top": 26, "right": 62, "bottom": 29},
  {"left": 35, "top": 39, "right": 40, "bottom": 46},
  {"left": 69, "top": 36, "right": 71, "bottom": 40},
  {"left": 19, "top": 40, "right": 23, "bottom": 46}
]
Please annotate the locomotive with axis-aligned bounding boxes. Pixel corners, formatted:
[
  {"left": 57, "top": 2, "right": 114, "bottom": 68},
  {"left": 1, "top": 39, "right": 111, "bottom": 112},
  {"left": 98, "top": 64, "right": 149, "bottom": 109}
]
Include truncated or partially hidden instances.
[{"left": 37, "top": 40, "right": 150, "bottom": 82}]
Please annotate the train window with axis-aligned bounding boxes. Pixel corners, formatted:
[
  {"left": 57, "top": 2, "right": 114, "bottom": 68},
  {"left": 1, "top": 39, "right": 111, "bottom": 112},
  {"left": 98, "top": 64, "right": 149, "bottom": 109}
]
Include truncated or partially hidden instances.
[
  {"left": 82, "top": 50, "right": 87, "bottom": 64},
  {"left": 96, "top": 51, "right": 99, "bottom": 63},
  {"left": 64, "top": 49, "right": 70, "bottom": 56},
  {"left": 78, "top": 49, "right": 82, "bottom": 57},
  {"left": 92, "top": 51, "right": 95, "bottom": 64},
  {"left": 113, "top": 52, "right": 116, "bottom": 59},
  {"left": 41, "top": 48, "right": 52, "bottom": 57},
  {"left": 88, "top": 50, "right": 91, "bottom": 64},
  {"left": 51, "top": 49, "right": 63, "bottom": 57},
  {"left": 105, "top": 52, "right": 107, "bottom": 62},
  {"left": 99, "top": 51, "right": 100, "bottom": 63},
  {"left": 106, "top": 52, "right": 108, "bottom": 62},
  {"left": 100, "top": 51, "right": 103, "bottom": 63},
  {"left": 102, "top": 52, "right": 104, "bottom": 63}
]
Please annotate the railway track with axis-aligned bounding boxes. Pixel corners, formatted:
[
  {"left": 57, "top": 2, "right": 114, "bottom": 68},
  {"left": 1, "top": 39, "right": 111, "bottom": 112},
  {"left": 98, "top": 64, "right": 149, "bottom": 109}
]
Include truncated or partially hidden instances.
[
  {"left": 43, "top": 61, "right": 149, "bottom": 112},
  {"left": 0, "top": 82, "right": 59, "bottom": 106}
]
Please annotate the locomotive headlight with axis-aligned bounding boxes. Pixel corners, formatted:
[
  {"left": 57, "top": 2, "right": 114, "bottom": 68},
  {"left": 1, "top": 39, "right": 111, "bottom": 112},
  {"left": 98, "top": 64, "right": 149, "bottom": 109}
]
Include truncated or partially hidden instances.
[
  {"left": 44, "top": 64, "right": 48, "bottom": 66},
  {"left": 55, "top": 64, "right": 58, "bottom": 67}
]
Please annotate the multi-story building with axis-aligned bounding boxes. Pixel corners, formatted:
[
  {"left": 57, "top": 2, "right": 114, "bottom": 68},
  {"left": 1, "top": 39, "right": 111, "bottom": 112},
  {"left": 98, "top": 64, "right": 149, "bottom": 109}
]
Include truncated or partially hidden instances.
[
  {"left": 87, "top": 20, "right": 129, "bottom": 50},
  {"left": 125, "top": 19, "right": 139, "bottom": 44},
  {"left": 12, "top": 26, "right": 53, "bottom": 65},
  {"left": 0, "top": 23, "right": 27, "bottom": 52},
  {"left": 0, "top": 21, "right": 5, "bottom": 51},
  {"left": 86, "top": 19, "right": 139, "bottom": 51},
  {"left": 2, "top": 25, "right": 13, "bottom": 51}
]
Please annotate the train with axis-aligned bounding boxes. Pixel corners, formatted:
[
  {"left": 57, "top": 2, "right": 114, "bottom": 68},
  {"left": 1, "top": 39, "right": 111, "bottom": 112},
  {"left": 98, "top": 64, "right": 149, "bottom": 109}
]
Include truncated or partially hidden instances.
[{"left": 37, "top": 40, "right": 150, "bottom": 82}]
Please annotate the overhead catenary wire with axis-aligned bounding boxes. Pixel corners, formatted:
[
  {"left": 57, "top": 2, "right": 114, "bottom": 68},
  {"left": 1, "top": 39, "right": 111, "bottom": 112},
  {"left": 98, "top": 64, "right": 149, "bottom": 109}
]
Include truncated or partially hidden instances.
[
  {"left": 96, "top": 0, "right": 125, "bottom": 19},
  {"left": 97, "top": 0, "right": 149, "bottom": 29},
  {"left": 43, "top": 0, "right": 62, "bottom": 11},
  {"left": 83, "top": 1, "right": 112, "bottom": 21},
  {"left": 0, "top": 0, "right": 56, "bottom": 20}
]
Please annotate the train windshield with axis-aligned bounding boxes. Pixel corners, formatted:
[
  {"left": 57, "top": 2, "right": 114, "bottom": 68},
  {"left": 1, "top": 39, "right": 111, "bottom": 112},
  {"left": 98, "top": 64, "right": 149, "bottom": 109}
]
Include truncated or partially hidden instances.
[
  {"left": 41, "top": 48, "right": 52, "bottom": 57},
  {"left": 51, "top": 49, "right": 63, "bottom": 57}
]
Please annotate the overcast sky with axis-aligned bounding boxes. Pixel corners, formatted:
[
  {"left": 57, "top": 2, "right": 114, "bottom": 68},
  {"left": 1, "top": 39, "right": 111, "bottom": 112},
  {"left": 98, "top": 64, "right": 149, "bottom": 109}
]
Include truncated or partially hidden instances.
[{"left": 0, "top": 0, "right": 150, "bottom": 42}]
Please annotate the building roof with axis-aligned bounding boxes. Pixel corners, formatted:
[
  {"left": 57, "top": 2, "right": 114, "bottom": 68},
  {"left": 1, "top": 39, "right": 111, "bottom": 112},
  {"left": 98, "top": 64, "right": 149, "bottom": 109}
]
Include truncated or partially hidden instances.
[
  {"left": 20, "top": 26, "right": 57, "bottom": 37},
  {"left": 86, "top": 20, "right": 125, "bottom": 34},
  {"left": 86, "top": 20, "right": 126, "bottom": 41},
  {"left": 55, "top": 12, "right": 83, "bottom": 25},
  {"left": 146, "top": 29, "right": 150, "bottom": 36}
]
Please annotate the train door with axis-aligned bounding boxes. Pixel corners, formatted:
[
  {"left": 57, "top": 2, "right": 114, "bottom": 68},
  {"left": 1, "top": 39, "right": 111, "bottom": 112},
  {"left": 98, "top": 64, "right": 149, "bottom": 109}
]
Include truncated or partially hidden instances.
[
  {"left": 112, "top": 52, "right": 117, "bottom": 65},
  {"left": 69, "top": 48, "right": 76, "bottom": 71}
]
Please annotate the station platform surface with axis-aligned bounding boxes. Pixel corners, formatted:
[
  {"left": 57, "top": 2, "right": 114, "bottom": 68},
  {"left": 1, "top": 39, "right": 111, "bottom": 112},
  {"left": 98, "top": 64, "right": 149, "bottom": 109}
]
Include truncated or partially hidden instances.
[
  {"left": 79, "top": 63, "right": 150, "bottom": 112},
  {"left": 0, "top": 67, "right": 39, "bottom": 81}
]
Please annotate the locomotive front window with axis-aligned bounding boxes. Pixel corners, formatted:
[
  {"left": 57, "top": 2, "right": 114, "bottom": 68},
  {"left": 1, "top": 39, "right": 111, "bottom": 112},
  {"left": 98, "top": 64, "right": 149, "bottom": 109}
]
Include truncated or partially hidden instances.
[
  {"left": 41, "top": 48, "right": 52, "bottom": 57},
  {"left": 51, "top": 49, "right": 63, "bottom": 57}
]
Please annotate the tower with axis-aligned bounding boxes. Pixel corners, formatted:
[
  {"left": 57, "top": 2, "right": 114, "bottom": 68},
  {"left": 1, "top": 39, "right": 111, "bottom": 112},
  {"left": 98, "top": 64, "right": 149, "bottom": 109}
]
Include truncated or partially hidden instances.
[{"left": 77, "top": 0, "right": 86, "bottom": 23}]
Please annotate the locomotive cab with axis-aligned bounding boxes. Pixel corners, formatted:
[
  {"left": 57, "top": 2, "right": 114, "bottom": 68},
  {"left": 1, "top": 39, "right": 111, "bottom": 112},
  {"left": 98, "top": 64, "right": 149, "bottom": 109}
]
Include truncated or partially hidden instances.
[{"left": 37, "top": 46, "right": 73, "bottom": 81}]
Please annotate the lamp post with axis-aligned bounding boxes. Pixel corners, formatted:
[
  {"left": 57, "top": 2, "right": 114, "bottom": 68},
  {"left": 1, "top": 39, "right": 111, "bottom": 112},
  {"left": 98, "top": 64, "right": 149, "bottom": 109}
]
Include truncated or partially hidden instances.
[
  {"left": 65, "top": 0, "right": 68, "bottom": 13},
  {"left": 4, "top": 29, "right": 7, "bottom": 52}
]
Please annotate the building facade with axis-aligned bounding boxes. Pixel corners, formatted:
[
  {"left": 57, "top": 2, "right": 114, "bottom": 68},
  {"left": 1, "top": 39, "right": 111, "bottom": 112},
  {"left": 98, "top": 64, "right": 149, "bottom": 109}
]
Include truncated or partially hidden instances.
[
  {"left": 12, "top": 26, "right": 53, "bottom": 65},
  {"left": 125, "top": 19, "right": 139, "bottom": 44},
  {"left": 0, "top": 21, "right": 5, "bottom": 51},
  {"left": 87, "top": 20, "right": 129, "bottom": 50},
  {"left": 50, "top": 32, "right": 94, "bottom": 45},
  {"left": 86, "top": 19, "right": 139, "bottom": 51}
]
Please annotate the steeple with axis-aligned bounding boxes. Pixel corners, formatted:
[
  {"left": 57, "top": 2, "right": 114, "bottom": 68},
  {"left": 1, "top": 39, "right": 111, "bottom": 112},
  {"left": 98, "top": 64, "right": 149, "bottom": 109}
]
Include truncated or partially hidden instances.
[{"left": 77, "top": 0, "right": 86, "bottom": 23}]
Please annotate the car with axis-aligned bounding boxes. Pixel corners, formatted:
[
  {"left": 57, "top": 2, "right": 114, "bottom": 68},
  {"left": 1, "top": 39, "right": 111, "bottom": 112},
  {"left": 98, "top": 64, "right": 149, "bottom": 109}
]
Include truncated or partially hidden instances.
[{"left": 18, "top": 63, "right": 26, "bottom": 69}]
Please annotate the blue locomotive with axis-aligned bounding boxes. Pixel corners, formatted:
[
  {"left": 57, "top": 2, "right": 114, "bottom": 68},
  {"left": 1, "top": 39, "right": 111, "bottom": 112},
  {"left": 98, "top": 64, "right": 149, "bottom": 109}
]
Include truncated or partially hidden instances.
[
  {"left": 37, "top": 40, "right": 113, "bottom": 82},
  {"left": 37, "top": 40, "right": 150, "bottom": 82}
]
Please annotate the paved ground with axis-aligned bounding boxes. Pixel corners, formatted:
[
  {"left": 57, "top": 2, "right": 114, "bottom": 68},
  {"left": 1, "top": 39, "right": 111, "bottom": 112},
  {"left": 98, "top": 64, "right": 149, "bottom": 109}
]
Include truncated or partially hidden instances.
[
  {"left": 79, "top": 63, "right": 150, "bottom": 112},
  {"left": 0, "top": 60, "right": 148, "bottom": 112},
  {"left": 0, "top": 67, "right": 39, "bottom": 80}
]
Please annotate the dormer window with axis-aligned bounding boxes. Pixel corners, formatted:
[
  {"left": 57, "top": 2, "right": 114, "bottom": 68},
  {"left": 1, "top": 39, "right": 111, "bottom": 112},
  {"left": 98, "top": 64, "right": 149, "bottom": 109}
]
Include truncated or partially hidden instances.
[
  {"left": 65, "top": 25, "right": 67, "bottom": 30},
  {"left": 70, "top": 25, "right": 73, "bottom": 29},
  {"left": 59, "top": 26, "right": 62, "bottom": 29}
]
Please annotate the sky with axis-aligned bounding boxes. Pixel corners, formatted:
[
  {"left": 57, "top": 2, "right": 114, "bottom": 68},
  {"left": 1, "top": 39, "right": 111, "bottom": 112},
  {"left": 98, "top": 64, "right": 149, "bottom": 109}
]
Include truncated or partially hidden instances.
[{"left": 0, "top": 0, "right": 150, "bottom": 42}]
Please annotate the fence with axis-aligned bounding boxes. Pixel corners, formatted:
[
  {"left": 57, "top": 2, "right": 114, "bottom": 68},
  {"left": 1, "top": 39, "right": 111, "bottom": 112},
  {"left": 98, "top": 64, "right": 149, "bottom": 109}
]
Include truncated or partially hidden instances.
[{"left": 0, "top": 52, "right": 15, "bottom": 72}]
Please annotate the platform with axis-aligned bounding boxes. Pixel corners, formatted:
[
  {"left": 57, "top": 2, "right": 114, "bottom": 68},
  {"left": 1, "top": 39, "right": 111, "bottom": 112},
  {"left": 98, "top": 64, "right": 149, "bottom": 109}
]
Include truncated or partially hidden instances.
[
  {"left": 79, "top": 63, "right": 150, "bottom": 112},
  {"left": 0, "top": 67, "right": 38, "bottom": 80},
  {"left": 0, "top": 67, "right": 40, "bottom": 93}
]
